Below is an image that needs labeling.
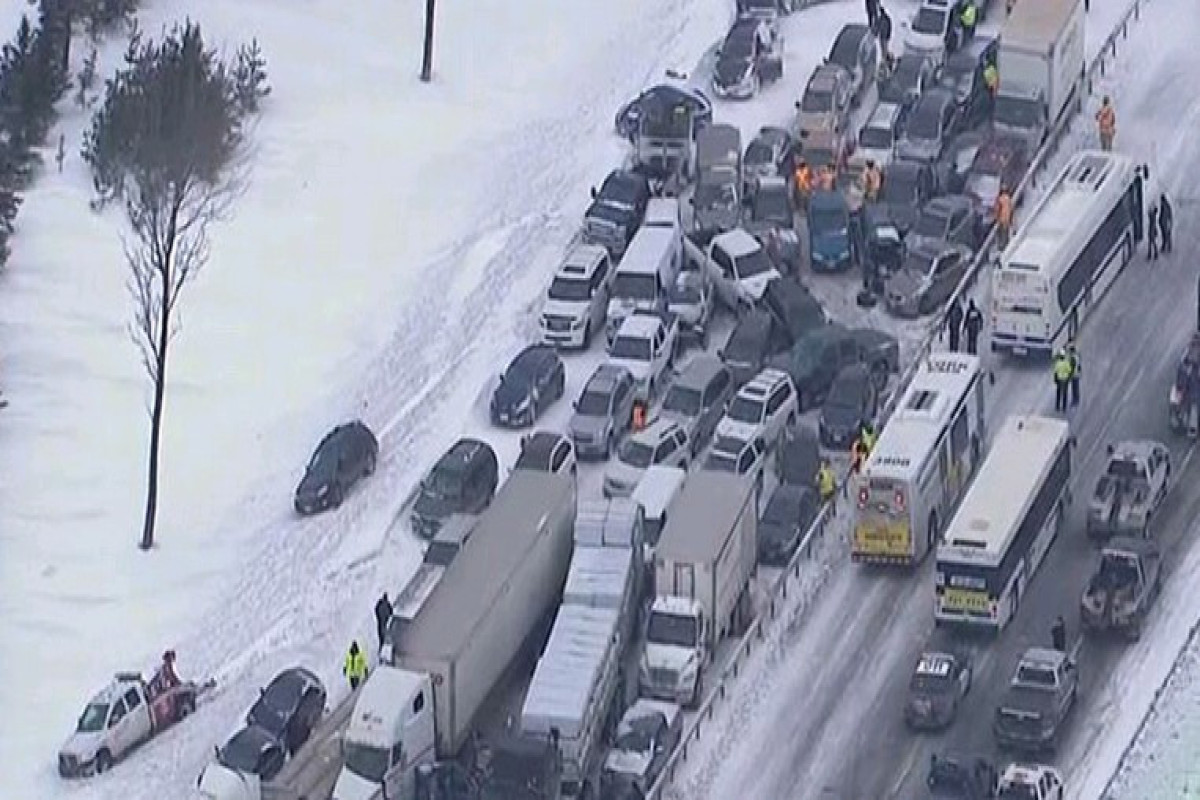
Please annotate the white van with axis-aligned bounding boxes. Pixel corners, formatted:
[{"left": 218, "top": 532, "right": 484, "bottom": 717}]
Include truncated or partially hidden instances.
[
  {"left": 332, "top": 666, "right": 436, "bottom": 800},
  {"left": 631, "top": 464, "right": 687, "bottom": 563},
  {"left": 606, "top": 198, "right": 683, "bottom": 342}
]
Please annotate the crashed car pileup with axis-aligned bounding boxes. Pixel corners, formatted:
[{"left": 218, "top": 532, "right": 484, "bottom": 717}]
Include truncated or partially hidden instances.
[
  {"left": 1169, "top": 332, "right": 1200, "bottom": 437},
  {"left": 1086, "top": 440, "right": 1171, "bottom": 541}
]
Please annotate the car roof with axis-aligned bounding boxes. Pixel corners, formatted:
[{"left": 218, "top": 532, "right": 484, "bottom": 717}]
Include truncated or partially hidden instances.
[
  {"left": 740, "top": 367, "right": 791, "bottom": 397},
  {"left": 713, "top": 228, "right": 761, "bottom": 257},
  {"left": 730, "top": 309, "right": 773, "bottom": 340},
  {"left": 808, "top": 63, "right": 849, "bottom": 89},
  {"left": 511, "top": 344, "right": 555, "bottom": 372},
  {"left": 436, "top": 438, "right": 494, "bottom": 474},
  {"left": 728, "top": 17, "right": 761, "bottom": 40},
  {"left": 1111, "top": 439, "right": 1163, "bottom": 460},
  {"left": 616, "top": 313, "right": 663, "bottom": 338},
  {"left": 521, "top": 431, "right": 567, "bottom": 460},
  {"left": 560, "top": 244, "right": 608, "bottom": 275},
  {"left": 887, "top": 159, "right": 927, "bottom": 180},
  {"left": 832, "top": 362, "right": 872, "bottom": 386},
  {"left": 768, "top": 482, "right": 817, "bottom": 506},
  {"left": 586, "top": 363, "right": 631, "bottom": 394},
  {"left": 868, "top": 102, "right": 904, "bottom": 127},
  {"left": 913, "top": 88, "right": 954, "bottom": 115},
  {"left": 1020, "top": 647, "right": 1066, "bottom": 669},
  {"left": 631, "top": 418, "right": 683, "bottom": 444},
  {"left": 810, "top": 190, "right": 847, "bottom": 211},
  {"left": 674, "top": 355, "right": 728, "bottom": 389},
  {"left": 830, "top": 23, "right": 870, "bottom": 55}
]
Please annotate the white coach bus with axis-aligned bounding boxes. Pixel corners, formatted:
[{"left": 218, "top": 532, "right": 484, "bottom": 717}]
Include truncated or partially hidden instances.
[
  {"left": 935, "top": 415, "right": 1073, "bottom": 630},
  {"left": 852, "top": 353, "right": 986, "bottom": 566},
  {"left": 991, "top": 150, "right": 1141, "bottom": 357}
]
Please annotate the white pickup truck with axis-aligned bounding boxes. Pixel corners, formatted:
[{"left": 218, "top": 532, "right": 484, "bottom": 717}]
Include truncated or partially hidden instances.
[
  {"left": 606, "top": 310, "right": 679, "bottom": 401},
  {"left": 59, "top": 671, "right": 209, "bottom": 777}
]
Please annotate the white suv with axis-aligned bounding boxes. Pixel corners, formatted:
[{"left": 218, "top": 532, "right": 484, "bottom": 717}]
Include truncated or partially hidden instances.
[
  {"left": 606, "top": 311, "right": 679, "bottom": 401},
  {"left": 703, "top": 432, "right": 768, "bottom": 497},
  {"left": 715, "top": 367, "right": 797, "bottom": 447},
  {"left": 603, "top": 419, "right": 690, "bottom": 498},
  {"left": 540, "top": 244, "right": 612, "bottom": 349}
]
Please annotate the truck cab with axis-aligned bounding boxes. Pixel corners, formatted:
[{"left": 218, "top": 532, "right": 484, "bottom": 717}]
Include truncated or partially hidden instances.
[
  {"left": 1080, "top": 537, "right": 1162, "bottom": 639},
  {"left": 993, "top": 648, "right": 1078, "bottom": 751},
  {"left": 333, "top": 666, "right": 436, "bottom": 800},
  {"left": 640, "top": 596, "right": 707, "bottom": 707}
]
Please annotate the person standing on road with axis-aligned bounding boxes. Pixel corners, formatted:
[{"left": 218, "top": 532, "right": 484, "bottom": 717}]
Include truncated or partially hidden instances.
[
  {"left": 875, "top": 5, "right": 893, "bottom": 60},
  {"left": 1068, "top": 341, "right": 1082, "bottom": 408},
  {"left": 1147, "top": 201, "right": 1160, "bottom": 260},
  {"left": 947, "top": 298, "right": 964, "bottom": 352},
  {"left": 344, "top": 641, "right": 368, "bottom": 690},
  {"left": 959, "top": 1, "right": 978, "bottom": 44},
  {"left": 1053, "top": 350, "right": 1072, "bottom": 413},
  {"left": 1096, "top": 96, "right": 1116, "bottom": 151},
  {"left": 995, "top": 188, "right": 1014, "bottom": 248},
  {"left": 865, "top": 0, "right": 880, "bottom": 29},
  {"left": 963, "top": 300, "right": 984, "bottom": 355},
  {"left": 1051, "top": 616, "right": 1067, "bottom": 652},
  {"left": 1160, "top": 193, "right": 1174, "bottom": 254},
  {"left": 817, "top": 459, "right": 837, "bottom": 507},
  {"left": 374, "top": 593, "right": 393, "bottom": 651}
]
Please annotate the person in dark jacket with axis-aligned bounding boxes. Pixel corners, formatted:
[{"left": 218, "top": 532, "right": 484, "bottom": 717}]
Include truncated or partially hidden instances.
[
  {"left": 865, "top": 0, "right": 880, "bottom": 28},
  {"left": 1051, "top": 616, "right": 1067, "bottom": 652},
  {"left": 946, "top": 299, "right": 964, "bottom": 352},
  {"left": 963, "top": 300, "right": 984, "bottom": 355},
  {"left": 374, "top": 593, "right": 393, "bottom": 650},
  {"left": 1147, "top": 202, "right": 1160, "bottom": 260},
  {"left": 1160, "top": 193, "right": 1174, "bottom": 254},
  {"left": 875, "top": 5, "right": 893, "bottom": 54}
]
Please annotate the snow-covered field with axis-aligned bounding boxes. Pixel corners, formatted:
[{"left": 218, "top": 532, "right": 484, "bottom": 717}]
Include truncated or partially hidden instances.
[{"left": 0, "top": 0, "right": 739, "bottom": 796}]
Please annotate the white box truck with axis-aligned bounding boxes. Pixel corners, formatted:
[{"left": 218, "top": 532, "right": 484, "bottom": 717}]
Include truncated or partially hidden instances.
[
  {"left": 995, "top": 0, "right": 1085, "bottom": 151},
  {"left": 513, "top": 500, "right": 643, "bottom": 799},
  {"left": 640, "top": 471, "right": 757, "bottom": 707},
  {"left": 332, "top": 470, "right": 576, "bottom": 800}
]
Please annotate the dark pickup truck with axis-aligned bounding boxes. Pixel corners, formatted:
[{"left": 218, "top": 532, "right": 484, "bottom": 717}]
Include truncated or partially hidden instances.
[
  {"left": 1081, "top": 537, "right": 1163, "bottom": 640},
  {"left": 993, "top": 647, "right": 1078, "bottom": 752}
]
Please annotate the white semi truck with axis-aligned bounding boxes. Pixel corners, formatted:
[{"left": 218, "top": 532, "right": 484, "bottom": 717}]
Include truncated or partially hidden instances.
[
  {"left": 516, "top": 499, "right": 645, "bottom": 799},
  {"left": 331, "top": 470, "right": 577, "bottom": 800},
  {"left": 995, "top": 0, "right": 1085, "bottom": 151},
  {"left": 640, "top": 471, "right": 758, "bottom": 707}
]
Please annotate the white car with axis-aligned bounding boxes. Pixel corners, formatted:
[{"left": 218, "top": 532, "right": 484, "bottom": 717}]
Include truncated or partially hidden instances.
[
  {"left": 514, "top": 431, "right": 577, "bottom": 477},
  {"left": 539, "top": 244, "right": 612, "bottom": 349},
  {"left": 903, "top": 0, "right": 958, "bottom": 65},
  {"left": 998, "top": 763, "right": 1064, "bottom": 800},
  {"left": 703, "top": 432, "right": 768, "bottom": 496},
  {"left": 603, "top": 419, "right": 690, "bottom": 498},
  {"left": 715, "top": 367, "right": 798, "bottom": 448},
  {"left": 607, "top": 311, "right": 679, "bottom": 401},
  {"left": 703, "top": 228, "right": 782, "bottom": 310}
]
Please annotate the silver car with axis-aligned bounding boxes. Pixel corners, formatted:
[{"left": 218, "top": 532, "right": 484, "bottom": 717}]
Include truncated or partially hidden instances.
[
  {"left": 667, "top": 271, "right": 714, "bottom": 349},
  {"left": 569, "top": 364, "right": 637, "bottom": 460},
  {"left": 794, "top": 63, "right": 852, "bottom": 144},
  {"left": 661, "top": 357, "right": 735, "bottom": 456},
  {"left": 896, "top": 88, "right": 959, "bottom": 164}
]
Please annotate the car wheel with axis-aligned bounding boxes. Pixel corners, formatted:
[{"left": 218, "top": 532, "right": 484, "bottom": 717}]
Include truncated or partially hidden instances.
[{"left": 95, "top": 750, "right": 113, "bottom": 774}]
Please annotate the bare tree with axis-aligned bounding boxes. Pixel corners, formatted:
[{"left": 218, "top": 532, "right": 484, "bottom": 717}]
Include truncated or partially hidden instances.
[{"left": 83, "top": 21, "right": 263, "bottom": 549}]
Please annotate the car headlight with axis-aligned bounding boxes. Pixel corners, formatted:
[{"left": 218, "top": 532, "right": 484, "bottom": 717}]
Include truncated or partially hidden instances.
[
  {"left": 317, "top": 485, "right": 329, "bottom": 497},
  {"left": 515, "top": 396, "right": 532, "bottom": 413}
]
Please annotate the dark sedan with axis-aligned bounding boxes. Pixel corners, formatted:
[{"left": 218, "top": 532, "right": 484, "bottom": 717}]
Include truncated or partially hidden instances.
[
  {"left": 827, "top": 23, "right": 878, "bottom": 102},
  {"left": 964, "top": 136, "right": 1028, "bottom": 221},
  {"left": 906, "top": 195, "right": 982, "bottom": 254},
  {"left": 861, "top": 203, "right": 906, "bottom": 280},
  {"left": 758, "top": 484, "right": 820, "bottom": 565},
  {"left": 768, "top": 323, "right": 898, "bottom": 410},
  {"left": 294, "top": 421, "right": 378, "bottom": 515},
  {"left": 819, "top": 363, "right": 877, "bottom": 450},
  {"left": 721, "top": 310, "right": 774, "bottom": 387},
  {"left": 896, "top": 88, "right": 960, "bottom": 164},
  {"left": 215, "top": 724, "right": 287, "bottom": 781},
  {"left": 905, "top": 651, "right": 973, "bottom": 730},
  {"left": 743, "top": 126, "right": 796, "bottom": 195},
  {"left": 776, "top": 422, "right": 820, "bottom": 486},
  {"left": 491, "top": 345, "right": 566, "bottom": 428},
  {"left": 877, "top": 159, "right": 937, "bottom": 234},
  {"left": 884, "top": 239, "right": 973, "bottom": 317},
  {"left": 246, "top": 667, "right": 326, "bottom": 756},
  {"left": 615, "top": 84, "right": 712, "bottom": 139},
  {"left": 880, "top": 51, "right": 940, "bottom": 112}
]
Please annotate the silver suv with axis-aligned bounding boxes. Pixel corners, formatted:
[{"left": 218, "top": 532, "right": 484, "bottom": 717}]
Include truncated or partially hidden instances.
[
  {"left": 570, "top": 364, "right": 637, "bottom": 460},
  {"left": 661, "top": 357, "right": 735, "bottom": 456}
]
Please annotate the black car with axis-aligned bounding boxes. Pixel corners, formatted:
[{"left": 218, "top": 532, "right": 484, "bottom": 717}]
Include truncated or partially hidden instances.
[
  {"left": 926, "top": 753, "right": 999, "bottom": 799},
  {"left": 881, "top": 51, "right": 940, "bottom": 112},
  {"left": 721, "top": 310, "right": 775, "bottom": 387},
  {"left": 939, "top": 37, "right": 998, "bottom": 126},
  {"left": 491, "top": 345, "right": 566, "bottom": 428},
  {"left": 246, "top": 667, "right": 326, "bottom": 756},
  {"left": 584, "top": 170, "right": 653, "bottom": 257},
  {"left": 819, "top": 363, "right": 878, "bottom": 449},
  {"left": 964, "top": 136, "right": 1028, "bottom": 220},
  {"left": 411, "top": 438, "right": 499, "bottom": 539},
  {"left": 614, "top": 84, "right": 713, "bottom": 140},
  {"left": 712, "top": 17, "right": 782, "bottom": 99},
  {"left": 776, "top": 423, "right": 821, "bottom": 486},
  {"left": 294, "top": 421, "right": 379, "bottom": 515},
  {"left": 827, "top": 23, "right": 878, "bottom": 101},
  {"left": 769, "top": 323, "right": 897, "bottom": 410},
  {"left": 907, "top": 195, "right": 983, "bottom": 253},
  {"left": 758, "top": 484, "right": 820, "bottom": 565},
  {"left": 897, "top": 89, "right": 961, "bottom": 164},
  {"left": 743, "top": 126, "right": 796, "bottom": 195},
  {"left": 905, "top": 651, "right": 974, "bottom": 731},
  {"left": 214, "top": 725, "right": 287, "bottom": 782},
  {"left": 861, "top": 203, "right": 906, "bottom": 280},
  {"left": 877, "top": 159, "right": 937, "bottom": 234},
  {"left": 762, "top": 277, "right": 827, "bottom": 350},
  {"left": 935, "top": 129, "right": 991, "bottom": 195}
]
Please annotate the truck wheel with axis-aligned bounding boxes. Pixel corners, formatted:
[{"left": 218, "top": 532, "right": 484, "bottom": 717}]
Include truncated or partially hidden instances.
[{"left": 95, "top": 750, "right": 113, "bottom": 774}]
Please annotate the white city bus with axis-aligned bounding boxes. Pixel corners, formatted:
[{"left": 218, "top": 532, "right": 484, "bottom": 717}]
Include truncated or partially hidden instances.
[
  {"left": 991, "top": 150, "right": 1141, "bottom": 357},
  {"left": 935, "top": 415, "right": 1073, "bottom": 630},
  {"left": 852, "top": 353, "right": 986, "bottom": 566}
]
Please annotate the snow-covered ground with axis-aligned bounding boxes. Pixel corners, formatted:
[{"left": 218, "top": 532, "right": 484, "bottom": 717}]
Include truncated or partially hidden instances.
[{"left": 0, "top": 0, "right": 740, "bottom": 797}]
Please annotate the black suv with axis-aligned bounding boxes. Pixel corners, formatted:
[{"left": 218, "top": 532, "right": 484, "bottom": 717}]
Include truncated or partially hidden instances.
[
  {"left": 491, "top": 345, "right": 566, "bottom": 428},
  {"left": 584, "top": 170, "right": 652, "bottom": 257},
  {"left": 294, "top": 421, "right": 378, "bottom": 515},
  {"left": 819, "top": 363, "right": 878, "bottom": 450},
  {"left": 411, "top": 438, "right": 499, "bottom": 539}
]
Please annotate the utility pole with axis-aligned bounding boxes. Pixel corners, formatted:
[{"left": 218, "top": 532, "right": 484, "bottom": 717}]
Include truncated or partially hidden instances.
[{"left": 420, "top": 0, "right": 436, "bottom": 82}]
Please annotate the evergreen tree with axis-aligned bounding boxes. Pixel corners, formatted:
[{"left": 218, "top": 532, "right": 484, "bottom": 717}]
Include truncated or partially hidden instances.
[{"left": 231, "top": 38, "right": 270, "bottom": 116}]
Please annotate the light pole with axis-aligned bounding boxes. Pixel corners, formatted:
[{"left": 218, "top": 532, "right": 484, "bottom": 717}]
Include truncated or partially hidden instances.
[{"left": 420, "top": 0, "right": 436, "bottom": 82}]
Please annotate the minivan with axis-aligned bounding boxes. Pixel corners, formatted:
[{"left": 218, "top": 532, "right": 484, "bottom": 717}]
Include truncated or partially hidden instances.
[
  {"left": 410, "top": 438, "right": 500, "bottom": 539},
  {"left": 660, "top": 356, "right": 735, "bottom": 455},
  {"left": 606, "top": 205, "right": 683, "bottom": 342},
  {"left": 632, "top": 465, "right": 687, "bottom": 564}
]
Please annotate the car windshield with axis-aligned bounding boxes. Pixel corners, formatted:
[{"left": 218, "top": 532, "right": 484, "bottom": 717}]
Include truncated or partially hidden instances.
[
  {"left": 615, "top": 717, "right": 661, "bottom": 753},
  {"left": 548, "top": 275, "right": 590, "bottom": 302},
  {"left": 893, "top": 58, "right": 923, "bottom": 88},
  {"left": 668, "top": 281, "right": 701, "bottom": 304},
  {"left": 913, "top": 7, "right": 947, "bottom": 34},
  {"left": 664, "top": 385, "right": 702, "bottom": 416},
  {"left": 994, "top": 95, "right": 1042, "bottom": 128},
  {"left": 753, "top": 190, "right": 791, "bottom": 221},
  {"left": 735, "top": 248, "right": 774, "bottom": 279},
  {"left": 724, "top": 33, "right": 754, "bottom": 60},
  {"left": 745, "top": 141, "right": 773, "bottom": 165},
  {"left": 424, "top": 469, "right": 463, "bottom": 499},
  {"left": 727, "top": 395, "right": 765, "bottom": 423},
  {"left": 910, "top": 671, "right": 952, "bottom": 693},
  {"left": 696, "top": 182, "right": 738, "bottom": 207},
  {"left": 618, "top": 439, "right": 656, "bottom": 468},
  {"left": 826, "top": 379, "right": 860, "bottom": 409},
  {"left": 611, "top": 272, "right": 658, "bottom": 302},
  {"left": 611, "top": 336, "right": 652, "bottom": 361},
  {"left": 577, "top": 389, "right": 611, "bottom": 416},
  {"left": 881, "top": 173, "right": 917, "bottom": 202},
  {"left": 906, "top": 108, "right": 940, "bottom": 139},
  {"left": 913, "top": 211, "right": 949, "bottom": 238},
  {"left": 77, "top": 703, "right": 108, "bottom": 732},
  {"left": 998, "top": 785, "right": 1040, "bottom": 800},
  {"left": 425, "top": 540, "right": 459, "bottom": 567},
  {"left": 903, "top": 250, "right": 937, "bottom": 275},
  {"left": 344, "top": 742, "right": 389, "bottom": 782},
  {"left": 307, "top": 441, "right": 340, "bottom": 474},
  {"left": 801, "top": 89, "right": 832, "bottom": 113},
  {"left": 1016, "top": 665, "right": 1057, "bottom": 687},
  {"left": 966, "top": 174, "right": 1001, "bottom": 200},
  {"left": 646, "top": 611, "right": 700, "bottom": 647},
  {"left": 218, "top": 736, "right": 265, "bottom": 773},
  {"left": 860, "top": 126, "right": 893, "bottom": 149},
  {"left": 1107, "top": 458, "right": 1144, "bottom": 479},
  {"left": 810, "top": 208, "right": 847, "bottom": 236}
]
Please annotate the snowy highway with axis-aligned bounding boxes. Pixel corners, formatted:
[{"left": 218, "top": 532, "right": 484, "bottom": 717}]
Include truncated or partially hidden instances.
[{"left": 674, "top": 1, "right": 1200, "bottom": 798}]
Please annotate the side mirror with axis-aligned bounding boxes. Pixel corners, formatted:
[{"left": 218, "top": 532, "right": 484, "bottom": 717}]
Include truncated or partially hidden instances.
[
  {"left": 1106, "top": 443, "right": 1115, "bottom": 456},
  {"left": 794, "top": 100, "right": 802, "bottom": 110},
  {"left": 260, "top": 687, "right": 266, "bottom": 697},
  {"left": 572, "top": 400, "right": 578, "bottom": 410},
  {"left": 590, "top": 187, "right": 598, "bottom": 199}
]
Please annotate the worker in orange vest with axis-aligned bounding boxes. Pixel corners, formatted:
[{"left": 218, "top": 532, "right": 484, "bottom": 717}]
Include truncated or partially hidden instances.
[
  {"left": 995, "top": 188, "right": 1014, "bottom": 248},
  {"left": 860, "top": 161, "right": 882, "bottom": 201},
  {"left": 632, "top": 398, "right": 647, "bottom": 431},
  {"left": 793, "top": 158, "right": 813, "bottom": 210},
  {"left": 1096, "top": 96, "right": 1116, "bottom": 151}
]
